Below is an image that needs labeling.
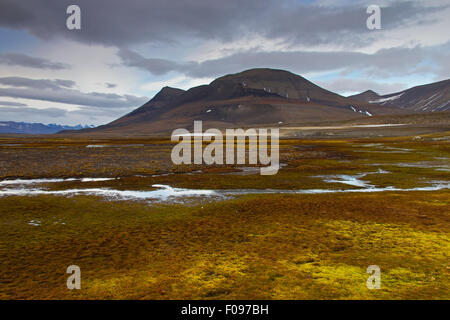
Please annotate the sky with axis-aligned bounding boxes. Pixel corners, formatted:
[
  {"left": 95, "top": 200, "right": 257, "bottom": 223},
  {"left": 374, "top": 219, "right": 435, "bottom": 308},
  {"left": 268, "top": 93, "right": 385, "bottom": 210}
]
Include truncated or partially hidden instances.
[{"left": 0, "top": 0, "right": 449, "bottom": 126}]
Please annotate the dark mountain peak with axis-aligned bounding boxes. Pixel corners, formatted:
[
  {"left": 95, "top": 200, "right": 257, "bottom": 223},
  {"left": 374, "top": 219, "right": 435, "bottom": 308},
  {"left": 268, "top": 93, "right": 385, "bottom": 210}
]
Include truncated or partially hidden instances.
[
  {"left": 151, "top": 86, "right": 185, "bottom": 102},
  {"left": 107, "top": 68, "right": 352, "bottom": 130},
  {"left": 212, "top": 68, "right": 306, "bottom": 84},
  {"left": 162, "top": 69, "right": 292, "bottom": 105},
  {"left": 349, "top": 90, "right": 381, "bottom": 102},
  {"left": 123, "top": 86, "right": 185, "bottom": 118},
  {"left": 209, "top": 68, "right": 339, "bottom": 101},
  {"left": 211, "top": 68, "right": 309, "bottom": 91}
]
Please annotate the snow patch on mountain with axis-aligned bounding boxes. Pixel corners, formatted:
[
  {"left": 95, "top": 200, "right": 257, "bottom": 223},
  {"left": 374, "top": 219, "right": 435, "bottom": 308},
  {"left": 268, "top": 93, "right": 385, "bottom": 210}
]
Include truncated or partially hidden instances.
[{"left": 369, "top": 92, "right": 404, "bottom": 104}]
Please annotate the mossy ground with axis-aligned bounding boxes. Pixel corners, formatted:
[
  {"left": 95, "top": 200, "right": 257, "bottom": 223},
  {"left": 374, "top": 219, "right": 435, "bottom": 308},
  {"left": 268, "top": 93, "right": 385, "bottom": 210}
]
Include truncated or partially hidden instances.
[{"left": 0, "top": 132, "right": 449, "bottom": 299}]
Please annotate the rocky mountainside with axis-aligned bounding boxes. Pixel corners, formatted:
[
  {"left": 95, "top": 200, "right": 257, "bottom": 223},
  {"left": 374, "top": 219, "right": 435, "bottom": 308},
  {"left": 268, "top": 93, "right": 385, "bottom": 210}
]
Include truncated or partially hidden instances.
[{"left": 349, "top": 79, "right": 450, "bottom": 112}]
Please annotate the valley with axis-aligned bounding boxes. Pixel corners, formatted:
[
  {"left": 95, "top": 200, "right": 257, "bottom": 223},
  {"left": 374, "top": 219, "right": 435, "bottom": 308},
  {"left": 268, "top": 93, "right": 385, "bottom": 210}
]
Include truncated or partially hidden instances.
[
  {"left": 1, "top": 0, "right": 448, "bottom": 305},
  {"left": 1, "top": 126, "right": 449, "bottom": 299}
]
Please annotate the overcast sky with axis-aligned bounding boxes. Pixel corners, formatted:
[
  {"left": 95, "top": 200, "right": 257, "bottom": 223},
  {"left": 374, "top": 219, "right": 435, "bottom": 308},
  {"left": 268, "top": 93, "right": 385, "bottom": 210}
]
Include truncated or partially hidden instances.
[{"left": 0, "top": 0, "right": 449, "bottom": 125}]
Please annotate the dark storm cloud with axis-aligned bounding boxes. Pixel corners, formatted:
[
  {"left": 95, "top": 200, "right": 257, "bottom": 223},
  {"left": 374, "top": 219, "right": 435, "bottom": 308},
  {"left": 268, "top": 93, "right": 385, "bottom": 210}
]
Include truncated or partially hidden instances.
[
  {"left": 0, "top": 0, "right": 444, "bottom": 47},
  {"left": 0, "top": 52, "right": 69, "bottom": 70},
  {"left": 250, "top": 1, "right": 445, "bottom": 47},
  {"left": 117, "top": 49, "right": 186, "bottom": 75},
  {"left": 0, "top": 77, "right": 76, "bottom": 90},
  {"left": 118, "top": 45, "right": 432, "bottom": 79},
  {"left": 0, "top": 0, "right": 33, "bottom": 28},
  {"left": 0, "top": 76, "right": 148, "bottom": 109},
  {"left": 0, "top": 100, "right": 28, "bottom": 107},
  {"left": 0, "top": 0, "right": 264, "bottom": 45}
]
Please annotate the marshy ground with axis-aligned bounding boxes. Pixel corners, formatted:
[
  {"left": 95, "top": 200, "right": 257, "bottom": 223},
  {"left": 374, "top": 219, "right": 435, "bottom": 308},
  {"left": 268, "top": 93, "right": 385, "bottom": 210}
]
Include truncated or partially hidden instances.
[{"left": 0, "top": 130, "right": 449, "bottom": 299}]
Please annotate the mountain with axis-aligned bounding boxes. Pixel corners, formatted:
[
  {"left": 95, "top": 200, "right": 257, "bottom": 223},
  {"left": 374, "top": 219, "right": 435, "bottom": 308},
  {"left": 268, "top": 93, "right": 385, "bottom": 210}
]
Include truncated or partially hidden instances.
[
  {"left": 79, "top": 68, "right": 405, "bottom": 135},
  {"left": 348, "top": 90, "right": 380, "bottom": 102},
  {"left": 0, "top": 121, "right": 95, "bottom": 134},
  {"left": 349, "top": 79, "right": 450, "bottom": 112},
  {"left": 126, "top": 86, "right": 185, "bottom": 118}
]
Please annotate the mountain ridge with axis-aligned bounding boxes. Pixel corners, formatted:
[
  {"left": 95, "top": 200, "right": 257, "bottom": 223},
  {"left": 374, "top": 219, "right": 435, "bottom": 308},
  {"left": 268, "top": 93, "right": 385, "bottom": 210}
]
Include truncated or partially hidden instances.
[
  {"left": 0, "top": 121, "right": 95, "bottom": 134},
  {"left": 70, "top": 68, "right": 449, "bottom": 135},
  {"left": 349, "top": 79, "right": 450, "bottom": 112}
]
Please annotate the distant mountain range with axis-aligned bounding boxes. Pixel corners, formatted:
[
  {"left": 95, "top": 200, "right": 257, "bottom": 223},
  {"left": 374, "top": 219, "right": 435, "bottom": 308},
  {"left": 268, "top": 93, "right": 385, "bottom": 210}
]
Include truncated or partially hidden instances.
[
  {"left": 64, "top": 68, "right": 449, "bottom": 135},
  {"left": 0, "top": 121, "right": 95, "bottom": 134}
]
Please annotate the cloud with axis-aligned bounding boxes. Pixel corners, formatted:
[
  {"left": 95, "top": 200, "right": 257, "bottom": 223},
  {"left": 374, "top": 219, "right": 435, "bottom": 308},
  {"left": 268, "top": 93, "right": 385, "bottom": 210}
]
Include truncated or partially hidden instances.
[
  {"left": 118, "top": 49, "right": 186, "bottom": 76},
  {"left": 0, "top": 77, "right": 76, "bottom": 90},
  {"left": 118, "top": 45, "right": 440, "bottom": 79},
  {"left": 253, "top": 1, "right": 446, "bottom": 47},
  {"left": 0, "top": 106, "right": 68, "bottom": 119},
  {"left": 0, "top": 100, "right": 28, "bottom": 107},
  {"left": 0, "top": 52, "right": 69, "bottom": 70},
  {"left": 317, "top": 79, "right": 407, "bottom": 95},
  {"left": 0, "top": 0, "right": 445, "bottom": 48},
  {"left": 0, "top": 103, "right": 134, "bottom": 125},
  {"left": 105, "top": 82, "right": 117, "bottom": 88},
  {"left": 0, "top": 76, "right": 148, "bottom": 109}
]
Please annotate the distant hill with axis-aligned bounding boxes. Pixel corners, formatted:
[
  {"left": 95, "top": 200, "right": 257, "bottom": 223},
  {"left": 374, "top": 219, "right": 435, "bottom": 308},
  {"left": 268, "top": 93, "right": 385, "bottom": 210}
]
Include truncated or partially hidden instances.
[
  {"left": 79, "top": 68, "right": 404, "bottom": 135},
  {"left": 349, "top": 79, "right": 450, "bottom": 112},
  {"left": 0, "top": 121, "right": 95, "bottom": 134},
  {"left": 348, "top": 90, "right": 380, "bottom": 103}
]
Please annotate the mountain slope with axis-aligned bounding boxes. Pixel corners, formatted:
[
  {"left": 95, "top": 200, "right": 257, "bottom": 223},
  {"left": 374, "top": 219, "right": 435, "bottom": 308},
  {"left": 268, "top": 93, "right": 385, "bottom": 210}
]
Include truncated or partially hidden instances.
[
  {"left": 348, "top": 90, "right": 380, "bottom": 102},
  {"left": 350, "top": 79, "right": 450, "bottom": 112},
  {"left": 126, "top": 86, "right": 185, "bottom": 118}
]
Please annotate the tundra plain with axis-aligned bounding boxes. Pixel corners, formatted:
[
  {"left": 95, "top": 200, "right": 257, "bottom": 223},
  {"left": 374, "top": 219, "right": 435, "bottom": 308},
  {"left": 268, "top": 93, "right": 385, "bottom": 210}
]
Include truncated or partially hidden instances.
[{"left": 0, "top": 127, "right": 449, "bottom": 299}]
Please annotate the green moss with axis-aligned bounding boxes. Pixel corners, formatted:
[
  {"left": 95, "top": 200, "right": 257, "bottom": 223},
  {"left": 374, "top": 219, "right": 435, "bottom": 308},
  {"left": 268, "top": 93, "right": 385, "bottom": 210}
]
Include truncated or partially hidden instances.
[{"left": 0, "top": 190, "right": 448, "bottom": 299}]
